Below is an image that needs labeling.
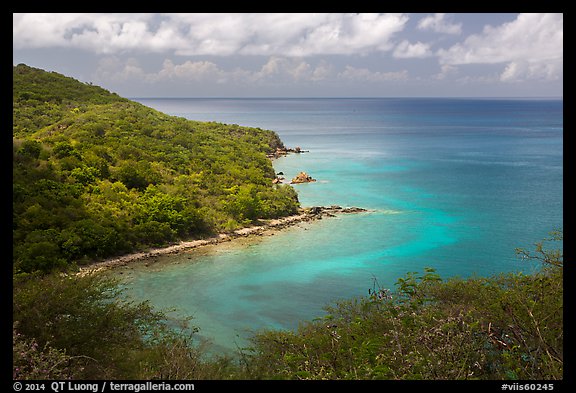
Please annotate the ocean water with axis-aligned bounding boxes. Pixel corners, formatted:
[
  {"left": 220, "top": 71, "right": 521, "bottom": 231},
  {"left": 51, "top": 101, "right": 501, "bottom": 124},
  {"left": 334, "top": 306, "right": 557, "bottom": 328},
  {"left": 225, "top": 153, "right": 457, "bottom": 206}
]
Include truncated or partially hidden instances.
[{"left": 121, "top": 98, "right": 563, "bottom": 354}]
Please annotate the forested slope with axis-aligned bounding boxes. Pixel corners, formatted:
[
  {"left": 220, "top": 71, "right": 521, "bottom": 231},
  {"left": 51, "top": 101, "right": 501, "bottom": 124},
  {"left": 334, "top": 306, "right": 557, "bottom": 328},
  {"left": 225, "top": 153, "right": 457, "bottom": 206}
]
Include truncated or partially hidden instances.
[{"left": 13, "top": 64, "right": 299, "bottom": 273}]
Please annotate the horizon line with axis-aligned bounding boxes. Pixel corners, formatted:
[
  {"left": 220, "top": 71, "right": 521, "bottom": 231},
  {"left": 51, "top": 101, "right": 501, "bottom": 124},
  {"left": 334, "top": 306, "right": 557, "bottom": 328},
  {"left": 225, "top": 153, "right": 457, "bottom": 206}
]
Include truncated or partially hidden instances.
[{"left": 129, "top": 96, "right": 563, "bottom": 100}]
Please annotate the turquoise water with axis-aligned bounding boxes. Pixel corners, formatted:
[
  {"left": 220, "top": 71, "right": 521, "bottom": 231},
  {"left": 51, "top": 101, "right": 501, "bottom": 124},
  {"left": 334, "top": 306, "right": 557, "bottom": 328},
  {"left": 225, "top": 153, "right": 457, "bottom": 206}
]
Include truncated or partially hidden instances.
[{"left": 121, "top": 98, "right": 563, "bottom": 353}]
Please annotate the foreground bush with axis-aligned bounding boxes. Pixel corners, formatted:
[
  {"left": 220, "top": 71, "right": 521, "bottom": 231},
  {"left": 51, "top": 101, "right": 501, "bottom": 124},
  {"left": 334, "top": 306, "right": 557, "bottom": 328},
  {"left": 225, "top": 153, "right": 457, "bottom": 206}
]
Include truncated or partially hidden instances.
[{"left": 12, "top": 273, "right": 235, "bottom": 379}]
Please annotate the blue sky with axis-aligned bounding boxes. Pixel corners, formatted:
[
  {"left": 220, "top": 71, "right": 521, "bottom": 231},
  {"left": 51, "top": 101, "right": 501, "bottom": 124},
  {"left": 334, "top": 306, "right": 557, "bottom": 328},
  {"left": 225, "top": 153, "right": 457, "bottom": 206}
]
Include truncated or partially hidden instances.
[{"left": 13, "top": 13, "right": 563, "bottom": 97}]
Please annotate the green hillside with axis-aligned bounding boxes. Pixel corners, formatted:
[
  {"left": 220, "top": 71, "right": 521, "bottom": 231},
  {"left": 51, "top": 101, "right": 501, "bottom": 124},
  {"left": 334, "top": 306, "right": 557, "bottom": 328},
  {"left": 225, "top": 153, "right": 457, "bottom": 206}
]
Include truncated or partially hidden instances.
[{"left": 13, "top": 64, "right": 299, "bottom": 273}]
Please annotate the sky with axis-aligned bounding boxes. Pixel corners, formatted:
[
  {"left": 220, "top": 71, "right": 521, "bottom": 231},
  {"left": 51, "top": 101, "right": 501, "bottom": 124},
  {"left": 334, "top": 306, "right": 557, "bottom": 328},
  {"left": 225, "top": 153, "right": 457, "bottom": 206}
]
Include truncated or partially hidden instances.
[{"left": 12, "top": 13, "right": 563, "bottom": 98}]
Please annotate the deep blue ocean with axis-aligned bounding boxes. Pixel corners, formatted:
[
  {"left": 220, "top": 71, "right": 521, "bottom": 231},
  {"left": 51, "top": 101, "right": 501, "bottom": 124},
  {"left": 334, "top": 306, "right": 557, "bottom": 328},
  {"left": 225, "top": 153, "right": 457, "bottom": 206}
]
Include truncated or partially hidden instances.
[{"left": 122, "top": 97, "right": 563, "bottom": 354}]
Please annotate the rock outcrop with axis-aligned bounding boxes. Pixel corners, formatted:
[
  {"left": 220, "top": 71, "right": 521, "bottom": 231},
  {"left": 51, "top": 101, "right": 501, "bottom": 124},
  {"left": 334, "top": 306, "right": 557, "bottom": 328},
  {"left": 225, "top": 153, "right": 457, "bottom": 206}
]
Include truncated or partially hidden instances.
[
  {"left": 267, "top": 146, "right": 309, "bottom": 159},
  {"left": 305, "top": 205, "right": 368, "bottom": 219},
  {"left": 291, "top": 171, "right": 316, "bottom": 184}
]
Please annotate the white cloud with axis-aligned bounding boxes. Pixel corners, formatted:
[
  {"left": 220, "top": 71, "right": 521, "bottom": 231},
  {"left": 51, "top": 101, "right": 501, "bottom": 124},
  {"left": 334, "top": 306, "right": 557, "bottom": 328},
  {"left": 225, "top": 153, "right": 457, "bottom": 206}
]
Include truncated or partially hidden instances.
[
  {"left": 437, "top": 13, "right": 562, "bottom": 81},
  {"left": 338, "top": 66, "right": 408, "bottom": 82},
  {"left": 433, "top": 64, "right": 458, "bottom": 80},
  {"left": 93, "top": 56, "right": 410, "bottom": 88},
  {"left": 13, "top": 13, "right": 409, "bottom": 57},
  {"left": 245, "top": 57, "right": 334, "bottom": 83},
  {"left": 393, "top": 40, "right": 432, "bottom": 58},
  {"left": 94, "top": 56, "right": 147, "bottom": 82},
  {"left": 254, "top": 57, "right": 310, "bottom": 81},
  {"left": 155, "top": 59, "right": 227, "bottom": 82},
  {"left": 289, "top": 13, "right": 409, "bottom": 56},
  {"left": 13, "top": 13, "right": 163, "bottom": 53},
  {"left": 417, "top": 13, "right": 462, "bottom": 35},
  {"left": 310, "top": 61, "right": 333, "bottom": 81},
  {"left": 499, "top": 60, "right": 562, "bottom": 83}
]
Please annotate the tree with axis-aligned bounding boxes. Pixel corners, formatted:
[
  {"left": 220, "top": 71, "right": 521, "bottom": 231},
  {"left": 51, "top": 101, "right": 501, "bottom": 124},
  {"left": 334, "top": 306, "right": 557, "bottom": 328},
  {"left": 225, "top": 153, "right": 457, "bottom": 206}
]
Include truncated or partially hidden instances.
[
  {"left": 17, "top": 140, "right": 42, "bottom": 159},
  {"left": 224, "top": 185, "right": 262, "bottom": 223},
  {"left": 515, "top": 229, "right": 563, "bottom": 268}
]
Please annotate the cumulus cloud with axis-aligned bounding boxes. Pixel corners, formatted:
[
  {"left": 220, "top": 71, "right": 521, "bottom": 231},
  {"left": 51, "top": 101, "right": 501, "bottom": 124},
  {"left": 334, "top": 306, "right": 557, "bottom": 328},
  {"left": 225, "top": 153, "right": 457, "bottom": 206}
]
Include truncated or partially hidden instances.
[
  {"left": 13, "top": 13, "right": 165, "bottom": 53},
  {"left": 417, "top": 13, "right": 462, "bottom": 35},
  {"left": 437, "top": 13, "right": 562, "bottom": 81},
  {"left": 93, "top": 55, "right": 410, "bottom": 88},
  {"left": 499, "top": 60, "right": 562, "bottom": 83},
  {"left": 15, "top": 13, "right": 562, "bottom": 95},
  {"left": 154, "top": 59, "right": 229, "bottom": 83},
  {"left": 393, "top": 40, "right": 432, "bottom": 58},
  {"left": 13, "top": 13, "right": 409, "bottom": 57},
  {"left": 433, "top": 64, "right": 458, "bottom": 80},
  {"left": 338, "top": 66, "right": 408, "bottom": 82},
  {"left": 94, "top": 56, "right": 147, "bottom": 82},
  {"left": 255, "top": 57, "right": 312, "bottom": 81}
]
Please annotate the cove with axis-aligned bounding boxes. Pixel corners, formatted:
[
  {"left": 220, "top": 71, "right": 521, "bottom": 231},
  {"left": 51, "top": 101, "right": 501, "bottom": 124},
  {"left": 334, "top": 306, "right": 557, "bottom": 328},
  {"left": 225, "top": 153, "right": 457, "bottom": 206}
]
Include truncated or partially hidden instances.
[{"left": 119, "top": 98, "right": 563, "bottom": 354}]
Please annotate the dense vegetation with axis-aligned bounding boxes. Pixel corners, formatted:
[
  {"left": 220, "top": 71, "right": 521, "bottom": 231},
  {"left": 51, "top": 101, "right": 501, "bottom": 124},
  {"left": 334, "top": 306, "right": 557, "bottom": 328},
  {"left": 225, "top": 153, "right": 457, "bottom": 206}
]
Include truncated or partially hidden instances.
[
  {"left": 13, "top": 64, "right": 299, "bottom": 273},
  {"left": 13, "top": 232, "right": 562, "bottom": 380}
]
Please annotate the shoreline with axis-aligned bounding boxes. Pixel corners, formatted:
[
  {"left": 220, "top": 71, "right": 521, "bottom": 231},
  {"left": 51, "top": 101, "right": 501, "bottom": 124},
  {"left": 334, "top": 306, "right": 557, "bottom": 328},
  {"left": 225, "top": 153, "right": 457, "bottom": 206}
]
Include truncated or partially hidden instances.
[{"left": 78, "top": 206, "right": 368, "bottom": 276}]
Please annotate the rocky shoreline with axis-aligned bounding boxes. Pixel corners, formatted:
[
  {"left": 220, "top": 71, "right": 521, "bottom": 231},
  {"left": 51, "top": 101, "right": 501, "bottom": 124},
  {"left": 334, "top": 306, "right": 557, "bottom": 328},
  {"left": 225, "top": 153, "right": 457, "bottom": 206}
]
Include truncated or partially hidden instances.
[
  {"left": 266, "top": 146, "right": 309, "bottom": 159},
  {"left": 78, "top": 205, "right": 368, "bottom": 276}
]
